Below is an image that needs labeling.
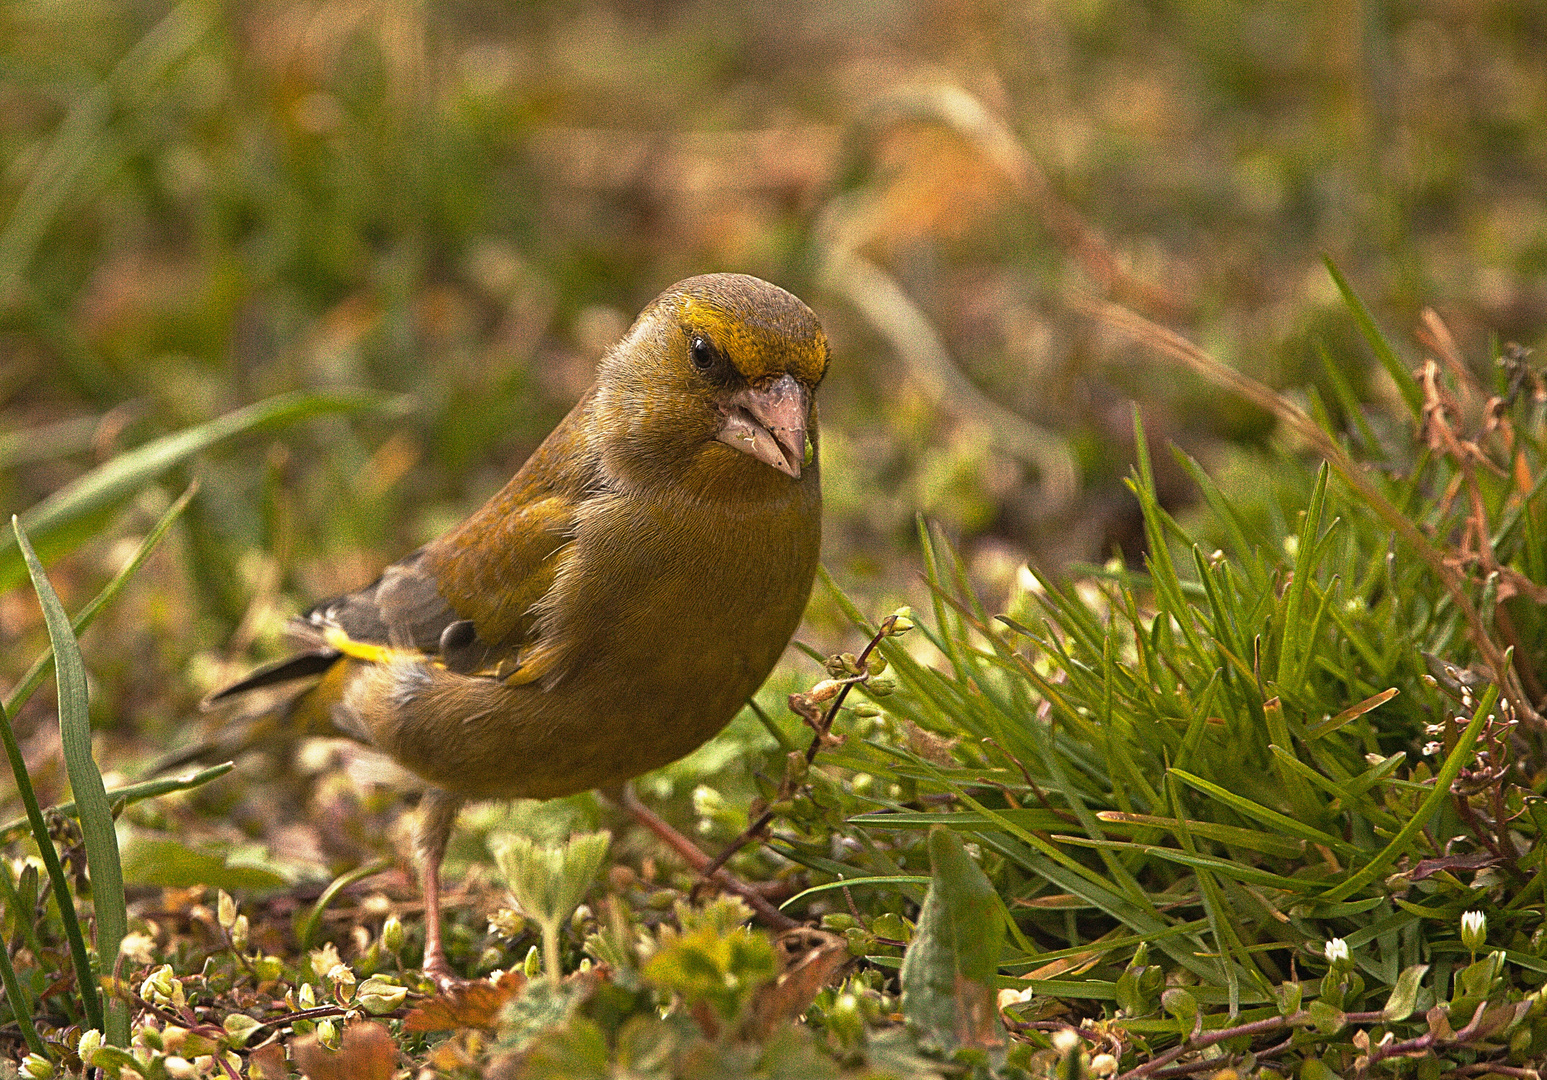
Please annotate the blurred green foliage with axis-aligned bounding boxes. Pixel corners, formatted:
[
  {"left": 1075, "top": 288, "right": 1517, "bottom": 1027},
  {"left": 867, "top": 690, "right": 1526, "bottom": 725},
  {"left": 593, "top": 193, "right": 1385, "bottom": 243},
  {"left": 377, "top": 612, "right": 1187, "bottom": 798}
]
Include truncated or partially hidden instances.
[{"left": 3, "top": 0, "right": 1547, "bottom": 1073}]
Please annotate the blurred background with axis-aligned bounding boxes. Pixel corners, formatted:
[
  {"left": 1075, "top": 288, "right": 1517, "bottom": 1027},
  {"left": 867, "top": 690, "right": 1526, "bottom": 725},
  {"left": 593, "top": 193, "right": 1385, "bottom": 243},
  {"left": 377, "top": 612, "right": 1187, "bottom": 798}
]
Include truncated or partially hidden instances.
[{"left": 2, "top": 0, "right": 1544, "bottom": 827}]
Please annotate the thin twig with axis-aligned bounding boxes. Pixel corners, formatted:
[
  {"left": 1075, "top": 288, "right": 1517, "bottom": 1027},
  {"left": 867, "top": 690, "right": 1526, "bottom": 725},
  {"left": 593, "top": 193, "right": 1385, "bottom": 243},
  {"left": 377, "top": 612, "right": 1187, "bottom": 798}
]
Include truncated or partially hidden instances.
[{"left": 699, "top": 616, "right": 899, "bottom": 883}]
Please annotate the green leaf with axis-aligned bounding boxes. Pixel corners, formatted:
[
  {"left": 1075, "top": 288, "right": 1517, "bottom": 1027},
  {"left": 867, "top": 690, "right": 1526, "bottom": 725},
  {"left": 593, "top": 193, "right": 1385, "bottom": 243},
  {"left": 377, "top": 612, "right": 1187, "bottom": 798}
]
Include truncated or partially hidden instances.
[
  {"left": 1306, "top": 999, "right": 1345, "bottom": 1034},
  {"left": 898, "top": 826, "right": 1006, "bottom": 1056},
  {"left": 118, "top": 837, "right": 292, "bottom": 891},
  {"left": 492, "top": 830, "right": 611, "bottom": 985},
  {"left": 1275, "top": 980, "right": 1303, "bottom": 1018},
  {"left": 0, "top": 388, "right": 404, "bottom": 592},
  {"left": 492, "top": 830, "right": 612, "bottom": 931},
  {"left": 1161, "top": 987, "right": 1199, "bottom": 1026},
  {"left": 1381, "top": 963, "right": 1430, "bottom": 1022},
  {"left": 640, "top": 904, "right": 778, "bottom": 1026},
  {"left": 16, "top": 517, "right": 128, "bottom": 1044}
]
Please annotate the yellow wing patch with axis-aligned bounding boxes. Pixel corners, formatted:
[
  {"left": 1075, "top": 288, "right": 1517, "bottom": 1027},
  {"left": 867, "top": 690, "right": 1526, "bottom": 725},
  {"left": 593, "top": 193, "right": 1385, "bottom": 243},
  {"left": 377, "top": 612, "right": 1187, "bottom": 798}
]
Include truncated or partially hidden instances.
[
  {"left": 323, "top": 623, "right": 555, "bottom": 685},
  {"left": 323, "top": 625, "right": 428, "bottom": 666}
]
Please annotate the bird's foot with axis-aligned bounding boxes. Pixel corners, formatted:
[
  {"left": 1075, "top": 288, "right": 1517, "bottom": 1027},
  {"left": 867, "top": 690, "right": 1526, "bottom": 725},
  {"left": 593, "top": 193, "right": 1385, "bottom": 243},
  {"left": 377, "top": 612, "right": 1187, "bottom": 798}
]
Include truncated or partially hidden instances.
[{"left": 420, "top": 951, "right": 469, "bottom": 995}]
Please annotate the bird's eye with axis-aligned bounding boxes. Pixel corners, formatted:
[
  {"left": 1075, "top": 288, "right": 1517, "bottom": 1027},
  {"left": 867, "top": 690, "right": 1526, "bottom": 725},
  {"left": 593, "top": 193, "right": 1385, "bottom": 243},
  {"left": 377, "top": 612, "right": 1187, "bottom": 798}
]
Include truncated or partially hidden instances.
[{"left": 689, "top": 336, "right": 716, "bottom": 372}]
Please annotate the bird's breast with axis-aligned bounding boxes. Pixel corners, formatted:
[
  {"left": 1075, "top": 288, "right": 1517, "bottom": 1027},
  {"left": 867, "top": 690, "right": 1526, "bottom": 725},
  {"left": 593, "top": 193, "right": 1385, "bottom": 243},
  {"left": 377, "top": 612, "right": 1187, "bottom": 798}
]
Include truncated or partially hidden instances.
[{"left": 356, "top": 476, "right": 821, "bottom": 800}]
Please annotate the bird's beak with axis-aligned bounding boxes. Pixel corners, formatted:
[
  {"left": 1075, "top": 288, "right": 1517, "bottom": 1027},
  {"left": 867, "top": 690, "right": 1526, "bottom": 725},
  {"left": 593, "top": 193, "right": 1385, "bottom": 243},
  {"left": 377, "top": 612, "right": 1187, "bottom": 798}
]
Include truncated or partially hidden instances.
[{"left": 716, "top": 373, "right": 810, "bottom": 479}]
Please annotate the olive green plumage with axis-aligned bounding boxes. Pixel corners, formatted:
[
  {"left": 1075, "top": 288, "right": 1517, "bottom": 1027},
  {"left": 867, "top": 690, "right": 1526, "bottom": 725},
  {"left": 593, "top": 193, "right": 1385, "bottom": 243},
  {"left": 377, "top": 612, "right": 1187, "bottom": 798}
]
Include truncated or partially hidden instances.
[{"left": 200, "top": 273, "right": 829, "bottom": 981}]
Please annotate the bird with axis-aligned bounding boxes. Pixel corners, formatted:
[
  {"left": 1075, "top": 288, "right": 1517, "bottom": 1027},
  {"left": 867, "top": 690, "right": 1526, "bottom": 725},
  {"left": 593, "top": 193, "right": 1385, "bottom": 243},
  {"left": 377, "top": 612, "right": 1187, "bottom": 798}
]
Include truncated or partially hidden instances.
[{"left": 191, "top": 273, "right": 829, "bottom": 987}]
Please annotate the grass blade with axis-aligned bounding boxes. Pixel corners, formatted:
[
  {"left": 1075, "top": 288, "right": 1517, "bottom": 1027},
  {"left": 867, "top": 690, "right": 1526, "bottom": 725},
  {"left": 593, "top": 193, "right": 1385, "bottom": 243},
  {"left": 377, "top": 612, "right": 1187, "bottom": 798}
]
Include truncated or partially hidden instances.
[
  {"left": 1322, "top": 257, "right": 1422, "bottom": 415},
  {"left": 0, "top": 389, "right": 404, "bottom": 592},
  {"left": 15, "top": 518, "right": 129, "bottom": 1044},
  {"left": 0, "top": 763, "right": 234, "bottom": 847},
  {"left": 5, "top": 484, "right": 197, "bottom": 719},
  {"left": 0, "top": 674, "right": 105, "bottom": 1036},
  {"left": 1320, "top": 683, "right": 1496, "bottom": 903}
]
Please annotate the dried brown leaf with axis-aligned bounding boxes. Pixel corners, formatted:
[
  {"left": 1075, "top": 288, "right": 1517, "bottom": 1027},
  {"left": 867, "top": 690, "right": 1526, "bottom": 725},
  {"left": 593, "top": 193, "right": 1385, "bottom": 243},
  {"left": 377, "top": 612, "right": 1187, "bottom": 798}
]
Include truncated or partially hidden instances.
[
  {"left": 403, "top": 970, "right": 527, "bottom": 1032},
  {"left": 290, "top": 1021, "right": 397, "bottom": 1080}
]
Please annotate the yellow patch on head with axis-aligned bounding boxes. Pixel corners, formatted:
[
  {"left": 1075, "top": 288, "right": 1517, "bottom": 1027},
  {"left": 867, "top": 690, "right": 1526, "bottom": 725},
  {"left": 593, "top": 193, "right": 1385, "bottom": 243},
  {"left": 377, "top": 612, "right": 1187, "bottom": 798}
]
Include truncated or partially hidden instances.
[{"left": 673, "top": 275, "right": 829, "bottom": 387}]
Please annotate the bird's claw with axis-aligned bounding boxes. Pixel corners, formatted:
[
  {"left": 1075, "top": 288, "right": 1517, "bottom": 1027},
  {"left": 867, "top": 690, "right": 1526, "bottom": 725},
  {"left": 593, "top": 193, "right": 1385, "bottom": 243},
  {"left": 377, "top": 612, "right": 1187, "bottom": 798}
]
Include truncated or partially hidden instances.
[{"left": 421, "top": 953, "right": 468, "bottom": 995}]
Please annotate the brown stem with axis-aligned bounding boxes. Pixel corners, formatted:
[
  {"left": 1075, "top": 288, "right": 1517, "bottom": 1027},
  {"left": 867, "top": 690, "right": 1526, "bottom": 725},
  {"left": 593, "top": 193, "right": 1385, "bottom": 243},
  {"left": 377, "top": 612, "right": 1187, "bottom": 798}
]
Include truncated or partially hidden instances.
[{"left": 1114, "top": 1012, "right": 1310, "bottom": 1080}]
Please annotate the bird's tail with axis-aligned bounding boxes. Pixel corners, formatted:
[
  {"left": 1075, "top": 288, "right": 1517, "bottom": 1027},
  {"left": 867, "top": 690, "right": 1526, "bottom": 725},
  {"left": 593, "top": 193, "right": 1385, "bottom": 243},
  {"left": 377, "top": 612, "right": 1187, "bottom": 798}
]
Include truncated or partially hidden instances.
[{"left": 144, "top": 650, "right": 350, "bottom": 779}]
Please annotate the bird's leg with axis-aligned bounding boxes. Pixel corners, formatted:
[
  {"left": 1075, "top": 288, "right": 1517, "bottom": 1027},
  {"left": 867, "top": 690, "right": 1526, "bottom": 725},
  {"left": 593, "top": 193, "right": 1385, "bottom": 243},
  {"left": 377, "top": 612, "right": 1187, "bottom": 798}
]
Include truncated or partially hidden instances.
[
  {"left": 619, "top": 784, "right": 797, "bottom": 931},
  {"left": 416, "top": 789, "right": 466, "bottom": 992}
]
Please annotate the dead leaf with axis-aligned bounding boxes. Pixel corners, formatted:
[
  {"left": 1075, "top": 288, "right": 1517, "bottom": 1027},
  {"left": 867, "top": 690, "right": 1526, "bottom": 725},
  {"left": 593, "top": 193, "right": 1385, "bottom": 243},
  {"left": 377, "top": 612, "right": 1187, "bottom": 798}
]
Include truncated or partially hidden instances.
[
  {"left": 1406, "top": 852, "right": 1503, "bottom": 881},
  {"left": 403, "top": 969, "right": 527, "bottom": 1032},
  {"left": 247, "top": 1042, "right": 287, "bottom": 1080},
  {"left": 744, "top": 927, "right": 852, "bottom": 1038},
  {"left": 290, "top": 1021, "right": 397, "bottom": 1080}
]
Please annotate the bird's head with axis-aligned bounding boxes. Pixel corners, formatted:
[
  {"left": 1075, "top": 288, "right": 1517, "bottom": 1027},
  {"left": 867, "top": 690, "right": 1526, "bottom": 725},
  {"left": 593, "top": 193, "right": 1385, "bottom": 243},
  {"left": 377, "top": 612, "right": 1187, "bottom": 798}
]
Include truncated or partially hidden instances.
[{"left": 594, "top": 274, "right": 829, "bottom": 491}]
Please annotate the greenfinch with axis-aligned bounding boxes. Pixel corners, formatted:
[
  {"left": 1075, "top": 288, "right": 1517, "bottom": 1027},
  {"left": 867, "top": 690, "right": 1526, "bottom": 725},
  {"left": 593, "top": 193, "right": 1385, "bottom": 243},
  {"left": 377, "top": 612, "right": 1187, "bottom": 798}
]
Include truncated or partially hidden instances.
[{"left": 200, "top": 273, "right": 828, "bottom": 985}]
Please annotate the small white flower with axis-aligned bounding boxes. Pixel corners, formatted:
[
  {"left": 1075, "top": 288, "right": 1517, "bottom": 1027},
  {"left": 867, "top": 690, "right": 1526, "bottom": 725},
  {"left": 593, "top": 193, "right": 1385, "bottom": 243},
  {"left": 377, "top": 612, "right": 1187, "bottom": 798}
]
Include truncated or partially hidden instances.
[
  {"left": 309, "top": 942, "right": 344, "bottom": 980},
  {"left": 1050, "top": 1028, "right": 1081, "bottom": 1054},
  {"left": 1422, "top": 741, "right": 1443, "bottom": 756},
  {"left": 1090, "top": 1053, "right": 1119, "bottom": 1077},
  {"left": 1323, "top": 937, "right": 1350, "bottom": 965},
  {"left": 1461, "top": 910, "right": 1487, "bottom": 951}
]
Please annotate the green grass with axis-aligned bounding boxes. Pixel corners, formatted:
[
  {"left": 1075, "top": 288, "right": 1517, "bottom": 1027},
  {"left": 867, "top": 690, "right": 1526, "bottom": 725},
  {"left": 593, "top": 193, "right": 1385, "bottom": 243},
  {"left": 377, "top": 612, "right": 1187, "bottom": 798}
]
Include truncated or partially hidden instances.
[{"left": 3, "top": 1, "right": 1547, "bottom": 1075}]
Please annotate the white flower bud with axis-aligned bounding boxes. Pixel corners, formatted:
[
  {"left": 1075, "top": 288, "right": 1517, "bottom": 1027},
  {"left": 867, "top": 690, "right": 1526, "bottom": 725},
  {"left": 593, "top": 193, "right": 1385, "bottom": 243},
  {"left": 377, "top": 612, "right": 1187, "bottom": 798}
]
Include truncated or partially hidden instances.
[
  {"left": 1323, "top": 937, "right": 1350, "bottom": 966},
  {"left": 1461, "top": 910, "right": 1487, "bottom": 952},
  {"left": 77, "top": 1030, "right": 104, "bottom": 1066},
  {"left": 1050, "top": 1028, "right": 1080, "bottom": 1054},
  {"left": 381, "top": 914, "right": 405, "bottom": 953},
  {"left": 356, "top": 976, "right": 408, "bottom": 1015},
  {"left": 217, "top": 891, "right": 237, "bottom": 931}
]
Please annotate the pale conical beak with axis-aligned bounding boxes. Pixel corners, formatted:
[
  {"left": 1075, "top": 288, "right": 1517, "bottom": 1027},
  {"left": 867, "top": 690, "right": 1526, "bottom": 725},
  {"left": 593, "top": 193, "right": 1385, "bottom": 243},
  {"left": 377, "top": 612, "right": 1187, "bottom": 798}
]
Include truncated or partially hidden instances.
[{"left": 716, "top": 373, "right": 810, "bottom": 479}]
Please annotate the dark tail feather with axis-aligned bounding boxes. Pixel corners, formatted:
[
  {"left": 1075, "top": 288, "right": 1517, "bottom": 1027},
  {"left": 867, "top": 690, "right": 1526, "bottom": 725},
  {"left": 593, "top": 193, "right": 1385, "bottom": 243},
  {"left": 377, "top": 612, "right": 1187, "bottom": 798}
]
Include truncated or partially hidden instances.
[
  {"left": 202, "top": 650, "right": 340, "bottom": 707},
  {"left": 144, "top": 650, "right": 344, "bottom": 780}
]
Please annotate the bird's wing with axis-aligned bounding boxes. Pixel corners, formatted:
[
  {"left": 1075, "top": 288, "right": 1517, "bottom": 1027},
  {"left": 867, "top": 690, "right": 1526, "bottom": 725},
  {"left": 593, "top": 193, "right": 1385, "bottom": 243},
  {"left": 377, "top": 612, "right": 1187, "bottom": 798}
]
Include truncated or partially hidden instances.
[{"left": 210, "top": 388, "right": 602, "bottom": 701}]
